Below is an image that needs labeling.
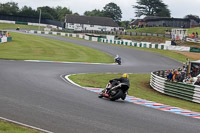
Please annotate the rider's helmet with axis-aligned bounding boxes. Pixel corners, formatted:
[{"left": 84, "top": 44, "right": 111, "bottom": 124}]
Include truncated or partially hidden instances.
[{"left": 122, "top": 73, "right": 129, "bottom": 78}]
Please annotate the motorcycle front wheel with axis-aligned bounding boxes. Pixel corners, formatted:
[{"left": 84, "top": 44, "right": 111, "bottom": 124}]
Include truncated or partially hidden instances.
[{"left": 98, "top": 92, "right": 103, "bottom": 98}]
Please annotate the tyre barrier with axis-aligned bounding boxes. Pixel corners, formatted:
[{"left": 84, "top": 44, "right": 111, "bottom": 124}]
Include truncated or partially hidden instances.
[{"left": 150, "top": 71, "right": 200, "bottom": 104}]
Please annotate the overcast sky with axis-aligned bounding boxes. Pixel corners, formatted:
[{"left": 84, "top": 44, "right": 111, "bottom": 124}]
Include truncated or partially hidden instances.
[{"left": 1, "top": 0, "right": 200, "bottom": 21}]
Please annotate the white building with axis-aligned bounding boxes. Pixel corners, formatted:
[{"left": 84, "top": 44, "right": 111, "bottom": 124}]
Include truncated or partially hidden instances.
[{"left": 65, "top": 15, "right": 119, "bottom": 31}]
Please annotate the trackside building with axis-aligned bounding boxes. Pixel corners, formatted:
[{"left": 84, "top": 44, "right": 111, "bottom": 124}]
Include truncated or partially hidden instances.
[{"left": 65, "top": 15, "right": 119, "bottom": 31}]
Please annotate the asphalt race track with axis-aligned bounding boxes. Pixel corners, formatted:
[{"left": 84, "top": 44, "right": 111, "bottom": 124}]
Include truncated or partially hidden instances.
[{"left": 0, "top": 33, "right": 200, "bottom": 133}]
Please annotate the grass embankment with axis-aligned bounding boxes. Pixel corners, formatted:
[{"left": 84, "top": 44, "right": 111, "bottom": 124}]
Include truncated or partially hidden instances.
[
  {"left": 96, "top": 40, "right": 195, "bottom": 62},
  {"left": 0, "top": 120, "right": 39, "bottom": 133},
  {"left": 0, "top": 32, "right": 113, "bottom": 63},
  {"left": 55, "top": 31, "right": 195, "bottom": 62},
  {"left": 126, "top": 27, "right": 200, "bottom": 47},
  {"left": 0, "top": 23, "right": 44, "bottom": 30},
  {"left": 59, "top": 34, "right": 194, "bottom": 62},
  {"left": 126, "top": 26, "right": 200, "bottom": 35},
  {"left": 119, "top": 35, "right": 169, "bottom": 43},
  {"left": 69, "top": 73, "right": 200, "bottom": 113},
  {"left": 188, "top": 27, "right": 200, "bottom": 34},
  {"left": 126, "top": 27, "right": 173, "bottom": 34},
  {"left": 129, "top": 46, "right": 196, "bottom": 62}
]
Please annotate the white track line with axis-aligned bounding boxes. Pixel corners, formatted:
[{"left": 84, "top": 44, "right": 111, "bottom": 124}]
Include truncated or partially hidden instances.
[{"left": 0, "top": 116, "right": 53, "bottom": 133}]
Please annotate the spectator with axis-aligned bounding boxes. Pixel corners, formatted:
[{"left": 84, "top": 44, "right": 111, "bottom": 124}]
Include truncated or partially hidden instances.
[
  {"left": 194, "top": 76, "right": 200, "bottom": 86},
  {"left": 176, "top": 72, "right": 184, "bottom": 82},
  {"left": 177, "top": 67, "right": 185, "bottom": 78},
  {"left": 6, "top": 32, "right": 10, "bottom": 37},
  {"left": 183, "top": 23, "right": 186, "bottom": 28},
  {"left": 167, "top": 70, "right": 173, "bottom": 81},
  {"left": 192, "top": 32, "right": 195, "bottom": 38},
  {"left": 171, "top": 39, "right": 176, "bottom": 46},
  {"left": 196, "top": 32, "right": 198, "bottom": 38},
  {"left": 172, "top": 70, "right": 178, "bottom": 82},
  {"left": 184, "top": 73, "right": 194, "bottom": 84}
]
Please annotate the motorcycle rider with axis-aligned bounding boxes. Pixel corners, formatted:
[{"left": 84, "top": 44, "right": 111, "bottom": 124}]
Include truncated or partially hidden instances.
[
  {"left": 114, "top": 55, "right": 121, "bottom": 64},
  {"left": 115, "top": 54, "right": 120, "bottom": 60},
  {"left": 108, "top": 73, "right": 129, "bottom": 89},
  {"left": 102, "top": 73, "right": 130, "bottom": 100}
]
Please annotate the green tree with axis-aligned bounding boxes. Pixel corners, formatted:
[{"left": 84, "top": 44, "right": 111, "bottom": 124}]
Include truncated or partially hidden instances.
[
  {"left": 120, "top": 21, "right": 130, "bottom": 29},
  {"left": 133, "top": 0, "right": 171, "bottom": 17},
  {"left": 84, "top": 9, "right": 104, "bottom": 17},
  {"left": 73, "top": 12, "right": 80, "bottom": 16},
  {"left": 184, "top": 14, "right": 200, "bottom": 23},
  {"left": 103, "top": 2, "right": 122, "bottom": 23},
  {"left": 156, "top": 8, "right": 170, "bottom": 17},
  {"left": 19, "top": 6, "right": 38, "bottom": 17},
  {"left": 37, "top": 6, "right": 57, "bottom": 20},
  {"left": 0, "top": 2, "right": 19, "bottom": 15},
  {"left": 55, "top": 6, "right": 72, "bottom": 21}
]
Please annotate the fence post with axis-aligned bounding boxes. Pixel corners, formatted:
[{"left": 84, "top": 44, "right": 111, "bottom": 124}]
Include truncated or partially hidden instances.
[{"left": 162, "top": 70, "right": 165, "bottom": 78}]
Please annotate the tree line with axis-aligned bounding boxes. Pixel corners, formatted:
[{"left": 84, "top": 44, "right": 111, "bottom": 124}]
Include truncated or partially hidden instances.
[
  {"left": 1, "top": 0, "right": 185, "bottom": 28},
  {"left": 0, "top": 2, "right": 73, "bottom": 22},
  {"left": 0, "top": 2, "right": 123, "bottom": 23}
]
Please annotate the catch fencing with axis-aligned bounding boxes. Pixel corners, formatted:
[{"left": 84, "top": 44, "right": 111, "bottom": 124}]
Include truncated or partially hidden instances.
[{"left": 150, "top": 70, "right": 200, "bottom": 103}]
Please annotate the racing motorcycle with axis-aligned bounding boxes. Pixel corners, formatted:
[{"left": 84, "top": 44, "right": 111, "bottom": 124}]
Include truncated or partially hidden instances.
[
  {"left": 115, "top": 57, "right": 121, "bottom": 65},
  {"left": 98, "top": 82, "right": 129, "bottom": 101}
]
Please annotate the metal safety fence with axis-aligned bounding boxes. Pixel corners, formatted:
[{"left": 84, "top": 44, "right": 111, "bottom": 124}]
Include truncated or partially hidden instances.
[{"left": 150, "top": 71, "right": 200, "bottom": 103}]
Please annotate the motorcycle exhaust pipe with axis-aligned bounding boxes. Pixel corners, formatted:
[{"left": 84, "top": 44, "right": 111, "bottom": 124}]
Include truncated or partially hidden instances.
[{"left": 103, "top": 93, "right": 110, "bottom": 98}]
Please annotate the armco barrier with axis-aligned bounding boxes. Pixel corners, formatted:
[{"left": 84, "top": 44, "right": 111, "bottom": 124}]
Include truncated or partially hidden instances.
[{"left": 150, "top": 71, "right": 200, "bottom": 103}]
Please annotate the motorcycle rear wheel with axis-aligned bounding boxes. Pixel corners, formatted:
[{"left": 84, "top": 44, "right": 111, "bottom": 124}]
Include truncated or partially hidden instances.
[{"left": 109, "top": 89, "right": 123, "bottom": 101}]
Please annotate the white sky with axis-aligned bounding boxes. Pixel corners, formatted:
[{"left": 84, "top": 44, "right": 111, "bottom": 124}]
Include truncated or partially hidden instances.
[{"left": 1, "top": 0, "right": 200, "bottom": 21}]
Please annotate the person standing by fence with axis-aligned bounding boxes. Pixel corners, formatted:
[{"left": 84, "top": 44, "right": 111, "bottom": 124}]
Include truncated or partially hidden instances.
[
  {"left": 167, "top": 70, "right": 173, "bottom": 81},
  {"left": 194, "top": 76, "right": 200, "bottom": 86},
  {"left": 192, "top": 32, "right": 195, "bottom": 38},
  {"left": 196, "top": 32, "right": 198, "bottom": 38}
]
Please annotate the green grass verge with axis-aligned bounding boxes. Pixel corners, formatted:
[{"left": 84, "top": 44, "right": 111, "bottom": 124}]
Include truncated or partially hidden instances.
[
  {"left": 94, "top": 40, "right": 194, "bottom": 62},
  {"left": 188, "top": 27, "right": 200, "bottom": 34},
  {"left": 127, "top": 27, "right": 173, "bottom": 34},
  {"left": 0, "top": 32, "right": 113, "bottom": 63},
  {"left": 0, "top": 23, "right": 44, "bottom": 30},
  {"left": 55, "top": 33, "right": 194, "bottom": 62},
  {"left": 69, "top": 73, "right": 200, "bottom": 113},
  {"left": 129, "top": 46, "right": 193, "bottom": 62},
  {"left": 0, "top": 120, "right": 39, "bottom": 133},
  {"left": 52, "top": 33, "right": 192, "bottom": 63}
]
